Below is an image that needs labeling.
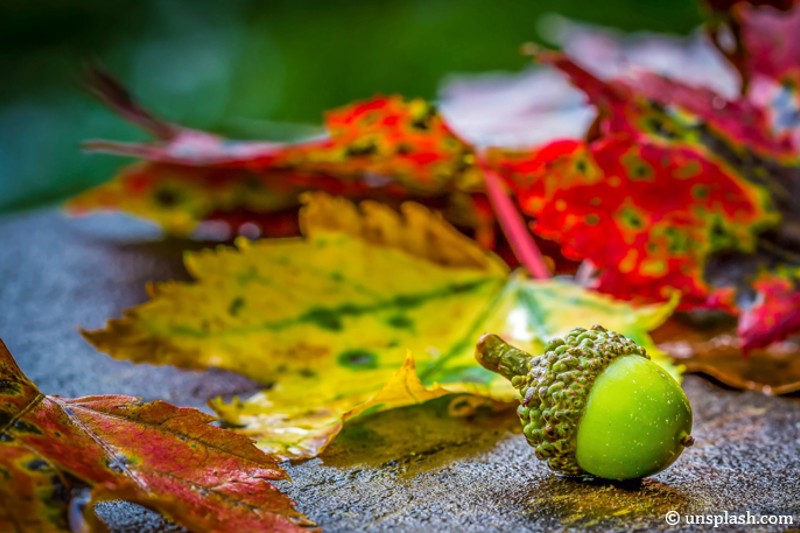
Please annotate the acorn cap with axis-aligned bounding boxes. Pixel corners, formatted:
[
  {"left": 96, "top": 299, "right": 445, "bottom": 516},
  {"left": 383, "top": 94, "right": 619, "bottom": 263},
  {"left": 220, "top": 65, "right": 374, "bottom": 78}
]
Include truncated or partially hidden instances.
[{"left": 476, "top": 325, "right": 649, "bottom": 476}]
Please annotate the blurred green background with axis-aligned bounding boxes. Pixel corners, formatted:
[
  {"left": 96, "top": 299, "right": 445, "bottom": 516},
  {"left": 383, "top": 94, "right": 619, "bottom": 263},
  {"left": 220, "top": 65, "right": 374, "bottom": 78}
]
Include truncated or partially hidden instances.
[{"left": 0, "top": 0, "right": 703, "bottom": 214}]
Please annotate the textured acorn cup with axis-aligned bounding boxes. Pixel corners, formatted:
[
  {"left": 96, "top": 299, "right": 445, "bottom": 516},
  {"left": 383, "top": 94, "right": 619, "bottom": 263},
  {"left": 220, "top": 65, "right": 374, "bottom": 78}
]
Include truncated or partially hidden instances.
[{"left": 476, "top": 325, "right": 694, "bottom": 481}]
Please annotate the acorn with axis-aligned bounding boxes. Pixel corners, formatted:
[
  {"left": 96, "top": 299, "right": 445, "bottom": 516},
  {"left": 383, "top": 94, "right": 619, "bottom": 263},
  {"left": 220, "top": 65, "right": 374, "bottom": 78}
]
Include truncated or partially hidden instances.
[{"left": 476, "top": 325, "right": 693, "bottom": 481}]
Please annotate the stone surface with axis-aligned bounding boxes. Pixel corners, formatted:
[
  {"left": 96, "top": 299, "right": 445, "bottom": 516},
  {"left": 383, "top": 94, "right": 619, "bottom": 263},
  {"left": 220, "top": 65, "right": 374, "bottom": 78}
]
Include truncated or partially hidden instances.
[{"left": 1, "top": 206, "right": 799, "bottom": 532}]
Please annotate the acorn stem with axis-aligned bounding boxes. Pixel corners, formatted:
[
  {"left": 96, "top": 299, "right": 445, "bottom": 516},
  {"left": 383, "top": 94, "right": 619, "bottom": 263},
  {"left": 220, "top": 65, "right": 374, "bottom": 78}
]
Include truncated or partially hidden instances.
[
  {"left": 475, "top": 334, "right": 532, "bottom": 381},
  {"left": 680, "top": 433, "right": 695, "bottom": 447}
]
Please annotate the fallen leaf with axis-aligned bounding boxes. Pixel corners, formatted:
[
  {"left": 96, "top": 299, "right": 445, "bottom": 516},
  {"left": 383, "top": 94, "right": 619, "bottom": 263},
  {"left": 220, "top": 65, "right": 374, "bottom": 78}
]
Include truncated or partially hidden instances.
[
  {"left": 65, "top": 159, "right": 404, "bottom": 238},
  {"left": 655, "top": 317, "right": 800, "bottom": 394},
  {"left": 492, "top": 34, "right": 800, "bottom": 348},
  {"left": 83, "top": 193, "right": 678, "bottom": 459},
  {"left": 67, "top": 162, "right": 300, "bottom": 236},
  {"left": 271, "top": 96, "right": 481, "bottom": 194},
  {"left": 70, "top": 72, "right": 485, "bottom": 238},
  {"left": 0, "top": 341, "right": 314, "bottom": 532},
  {"left": 489, "top": 133, "right": 775, "bottom": 307}
]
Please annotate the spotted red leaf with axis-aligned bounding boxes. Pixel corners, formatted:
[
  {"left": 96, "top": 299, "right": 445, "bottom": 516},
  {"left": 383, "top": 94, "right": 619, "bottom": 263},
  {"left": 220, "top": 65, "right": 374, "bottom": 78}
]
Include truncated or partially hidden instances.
[
  {"left": 73, "top": 71, "right": 486, "bottom": 238},
  {"left": 492, "top": 46, "right": 800, "bottom": 349},
  {"left": 86, "top": 96, "right": 478, "bottom": 194},
  {"left": 85, "top": 70, "right": 479, "bottom": 192},
  {"left": 491, "top": 53, "right": 781, "bottom": 303},
  {"left": 0, "top": 340, "right": 314, "bottom": 532},
  {"left": 268, "top": 96, "right": 480, "bottom": 193}
]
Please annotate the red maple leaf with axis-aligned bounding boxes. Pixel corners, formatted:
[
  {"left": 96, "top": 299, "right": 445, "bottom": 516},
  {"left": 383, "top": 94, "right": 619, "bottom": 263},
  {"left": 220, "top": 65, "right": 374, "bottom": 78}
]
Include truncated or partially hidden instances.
[
  {"left": 0, "top": 340, "right": 315, "bottom": 532},
  {"left": 492, "top": 3, "right": 800, "bottom": 351},
  {"left": 72, "top": 68, "right": 491, "bottom": 242}
]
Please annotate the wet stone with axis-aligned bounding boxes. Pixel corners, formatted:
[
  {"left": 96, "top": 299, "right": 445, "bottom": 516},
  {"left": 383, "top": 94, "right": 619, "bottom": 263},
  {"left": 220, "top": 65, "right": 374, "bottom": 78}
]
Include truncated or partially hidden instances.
[{"left": 1, "top": 207, "right": 798, "bottom": 532}]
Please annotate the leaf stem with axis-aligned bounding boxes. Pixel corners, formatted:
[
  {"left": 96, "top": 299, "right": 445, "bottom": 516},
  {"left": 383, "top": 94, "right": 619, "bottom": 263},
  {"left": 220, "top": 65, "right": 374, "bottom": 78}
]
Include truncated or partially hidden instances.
[{"left": 479, "top": 162, "right": 551, "bottom": 279}]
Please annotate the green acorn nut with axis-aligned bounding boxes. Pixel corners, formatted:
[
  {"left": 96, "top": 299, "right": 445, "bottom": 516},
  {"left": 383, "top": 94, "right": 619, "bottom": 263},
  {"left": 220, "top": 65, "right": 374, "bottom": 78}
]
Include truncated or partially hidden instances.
[{"left": 476, "top": 325, "right": 693, "bottom": 481}]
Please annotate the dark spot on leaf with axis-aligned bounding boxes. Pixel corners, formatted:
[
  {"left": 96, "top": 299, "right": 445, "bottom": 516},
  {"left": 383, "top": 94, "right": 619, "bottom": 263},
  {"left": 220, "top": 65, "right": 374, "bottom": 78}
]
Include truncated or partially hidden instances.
[
  {"left": 346, "top": 140, "right": 377, "bottom": 157},
  {"left": 692, "top": 185, "right": 709, "bottom": 199},
  {"left": 12, "top": 420, "right": 42, "bottom": 435},
  {"left": 387, "top": 315, "right": 414, "bottom": 329},
  {"left": 665, "top": 227, "right": 690, "bottom": 254},
  {"left": 339, "top": 303, "right": 360, "bottom": 315},
  {"left": 395, "top": 280, "right": 484, "bottom": 308},
  {"left": 154, "top": 188, "right": 181, "bottom": 207},
  {"left": 646, "top": 117, "right": 678, "bottom": 140},
  {"left": 338, "top": 349, "right": 378, "bottom": 370},
  {"left": 302, "top": 308, "right": 343, "bottom": 331},
  {"left": 396, "top": 143, "right": 413, "bottom": 155},
  {"left": 395, "top": 294, "right": 422, "bottom": 308},
  {"left": 48, "top": 473, "right": 72, "bottom": 507},
  {"left": 243, "top": 174, "right": 263, "bottom": 190},
  {"left": 451, "top": 281, "right": 481, "bottom": 294},
  {"left": 585, "top": 214, "right": 600, "bottom": 226},
  {"left": 449, "top": 398, "right": 473, "bottom": 413},
  {"left": 411, "top": 118, "right": 430, "bottom": 131},
  {"left": 26, "top": 459, "right": 51, "bottom": 472},
  {"left": 228, "top": 297, "right": 245, "bottom": 316},
  {"left": 0, "top": 433, "right": 13, "bottom": 442},
  {"left": 620, "top": 208, "right": 645, "bottom": 230},
  {"left": 456, "top": 151, "right": 474, "bottom": 172},
  {"left": 299, "top": 368, "right": 317, "bottom": 378},
  {"left": 411, "top": 105, "right": 436, "bottom": 130},
  {"left": 0, "top": 380, "right": 21, "bottom": 395},
  {"left": 0, "top": 410, "right": 12, "bottom": 427}
]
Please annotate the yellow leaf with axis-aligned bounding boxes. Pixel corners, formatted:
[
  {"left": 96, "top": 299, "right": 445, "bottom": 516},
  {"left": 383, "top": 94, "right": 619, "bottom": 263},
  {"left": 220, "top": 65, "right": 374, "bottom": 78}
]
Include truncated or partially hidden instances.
[
  {"left": 211, "top": 352, "right": 454, "bottom": 459},
  {"left": 84, "top": 193, "right": 678, "bottom": 460},
  {"left": 344, "top": 352, "right": 451, "bottom": 420}
]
